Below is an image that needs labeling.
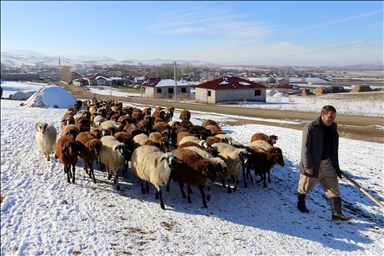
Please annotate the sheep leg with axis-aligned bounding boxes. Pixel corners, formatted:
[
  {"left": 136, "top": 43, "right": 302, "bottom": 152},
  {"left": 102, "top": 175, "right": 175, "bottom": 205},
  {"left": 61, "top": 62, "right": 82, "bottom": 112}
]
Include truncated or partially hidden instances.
[
  {"left": 243, "top": 168, "right": 248, "bottom": 188},
  {"left": 267, "top": 171, "right": 271, "bottom": 183},
  {"left": 88, "top": 162, "right": 96, "bottom": 183},
  {"left": 206, "top": 185, "right": 211, "bottom": 201},
  {"left": 139, "top": 180, "right": 146, "bottom": 194},
  {"left": 186, "top": 185, "right": 192, "bottom": 203},
  {"left": 145, "top": 181, "right": 150, "bottom": 194},
  {"left": 178, "top": 182, "right": 187, "bottom": 199},
  {"left": 166, "top": 181, "right": 170, "bottom": 192},
  {"left": 71, "top": 164, "right": 76, "bottom": 184},
  {"left": 225, "top": 177, "right": 232, "bottom": 193},
  {"left": 247, "top": 167, "right": 254, "bottom": 182},
  {"left": 65, "top": 164, "right": 71, "bottom": 183},
  {"left": 158, "top": 188, "right": 165, "bottom": 210},
  {"left": 198, "top": 185, "right": 208, "bottom": 208},
  {"left": 233, "top": 175, "right": 240, "bottom": 192},
  {"left": 114, "top": 174, "right": 120, "bottom": 190}
]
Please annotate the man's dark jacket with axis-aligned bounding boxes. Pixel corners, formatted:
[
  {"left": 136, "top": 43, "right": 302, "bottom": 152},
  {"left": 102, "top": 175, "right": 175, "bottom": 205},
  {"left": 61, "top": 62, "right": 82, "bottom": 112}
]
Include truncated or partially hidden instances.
[{"left": 299, "top": 116, "right": 341, "bottom": 178}]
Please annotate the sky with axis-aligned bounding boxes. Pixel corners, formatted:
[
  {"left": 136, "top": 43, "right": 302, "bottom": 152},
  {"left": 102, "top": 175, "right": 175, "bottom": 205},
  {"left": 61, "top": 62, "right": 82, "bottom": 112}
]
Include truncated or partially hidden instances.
[
  {"left": 1, "top": 1, "right": 383, "bottom": 66},
  {"left": 1, "top": 81, "right": 383, "bottom": 255}
]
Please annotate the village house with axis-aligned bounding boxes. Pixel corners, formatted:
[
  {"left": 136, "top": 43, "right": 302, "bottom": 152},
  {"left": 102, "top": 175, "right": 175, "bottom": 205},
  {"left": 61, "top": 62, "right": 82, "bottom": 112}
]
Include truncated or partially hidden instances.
[
  {"left": 194, "top": 76, "right": 267, "bottom": 104},
  {"left": 141, "top": 79, "right": 191, "bottom": 99}
]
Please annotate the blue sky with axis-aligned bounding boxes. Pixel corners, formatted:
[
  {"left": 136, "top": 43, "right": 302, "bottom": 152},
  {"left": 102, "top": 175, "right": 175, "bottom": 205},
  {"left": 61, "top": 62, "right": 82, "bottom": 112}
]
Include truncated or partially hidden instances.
[{"left": 1, "top": 1, "right": 383, "bottom": 66}]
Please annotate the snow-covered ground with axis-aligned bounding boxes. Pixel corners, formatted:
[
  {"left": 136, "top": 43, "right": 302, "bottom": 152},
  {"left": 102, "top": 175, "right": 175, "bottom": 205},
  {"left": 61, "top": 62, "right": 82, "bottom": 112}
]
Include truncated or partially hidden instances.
[{"left": 1, "top": 81, "right": 383, "bottom": 255}]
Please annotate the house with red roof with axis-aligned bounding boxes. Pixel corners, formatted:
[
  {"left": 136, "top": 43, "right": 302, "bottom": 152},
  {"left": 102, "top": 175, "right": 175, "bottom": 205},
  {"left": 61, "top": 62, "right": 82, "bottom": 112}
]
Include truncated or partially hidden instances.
[{"left": 194, "top": 76, "right": 267, "bottom": 104}]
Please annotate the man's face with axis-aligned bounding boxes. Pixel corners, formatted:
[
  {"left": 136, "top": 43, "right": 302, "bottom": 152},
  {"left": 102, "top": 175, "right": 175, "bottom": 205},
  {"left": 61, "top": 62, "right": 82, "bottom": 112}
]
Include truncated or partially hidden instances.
[{"left": 321, "top": 111, "right": 336, "bottom": 126}]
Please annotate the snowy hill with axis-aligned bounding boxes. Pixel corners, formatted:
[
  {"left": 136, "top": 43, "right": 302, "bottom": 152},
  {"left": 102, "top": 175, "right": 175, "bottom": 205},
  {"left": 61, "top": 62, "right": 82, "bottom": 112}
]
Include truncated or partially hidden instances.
[{"left": 0, "top": 49, "right": 216, "bottom": 67}]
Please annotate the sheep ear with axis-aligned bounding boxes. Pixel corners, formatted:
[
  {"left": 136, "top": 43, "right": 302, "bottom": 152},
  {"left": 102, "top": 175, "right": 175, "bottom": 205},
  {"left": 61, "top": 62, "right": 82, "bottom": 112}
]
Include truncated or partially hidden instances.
[
  {"left": 36, "top": 123, "right": 40, "bottom": 131},
  {"left": 62, "top": 142, "right": 69, "bottom": 153}
]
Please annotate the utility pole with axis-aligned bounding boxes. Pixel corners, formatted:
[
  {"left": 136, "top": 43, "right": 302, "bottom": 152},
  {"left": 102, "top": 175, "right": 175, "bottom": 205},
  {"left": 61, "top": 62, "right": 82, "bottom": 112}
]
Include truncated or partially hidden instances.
[{"left": 173, "top": 61, "right": 177, "bottom": 102}]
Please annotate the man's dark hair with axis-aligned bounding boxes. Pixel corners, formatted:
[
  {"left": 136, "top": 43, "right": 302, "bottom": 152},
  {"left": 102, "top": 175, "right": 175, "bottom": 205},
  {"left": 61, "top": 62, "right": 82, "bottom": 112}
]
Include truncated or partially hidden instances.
[{"left": 321, "top": 105, "right": 337, "bottom": 114}]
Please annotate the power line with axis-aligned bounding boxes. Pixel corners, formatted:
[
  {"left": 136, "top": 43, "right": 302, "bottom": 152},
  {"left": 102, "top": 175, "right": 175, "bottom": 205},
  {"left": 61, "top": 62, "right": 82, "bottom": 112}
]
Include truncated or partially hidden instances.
[{"left": 227, "top": 37, "right": 383, "bottom": 64}]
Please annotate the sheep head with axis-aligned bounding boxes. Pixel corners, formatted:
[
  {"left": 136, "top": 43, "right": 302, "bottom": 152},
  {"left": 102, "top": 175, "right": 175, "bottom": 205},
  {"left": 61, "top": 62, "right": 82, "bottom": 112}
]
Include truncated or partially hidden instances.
[
  {"left": 36, "top": 122, "right": 48, "bottom": 134},
  {"left": 114, "top": 144, "right": 126, "bottom": 157}
]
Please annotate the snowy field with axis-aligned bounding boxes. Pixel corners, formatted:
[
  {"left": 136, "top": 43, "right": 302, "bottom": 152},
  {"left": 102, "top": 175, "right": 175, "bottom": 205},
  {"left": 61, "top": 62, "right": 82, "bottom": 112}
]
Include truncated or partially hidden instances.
[{"left": 1, "top": 81, "right": 383, "bottom": 255}]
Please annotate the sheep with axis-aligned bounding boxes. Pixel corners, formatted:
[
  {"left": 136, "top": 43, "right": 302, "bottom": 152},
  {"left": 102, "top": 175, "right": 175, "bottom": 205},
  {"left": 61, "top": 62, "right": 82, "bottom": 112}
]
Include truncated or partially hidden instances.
[
  {"left": 249, "top": 140, "right": 272, "bottom": 152},
  {"left": 245, "top": 146, "right": 285, "bottom": 188},
  {"left": 75, "top": 116, "right": 91, "bottom": 132},
  {"left": 99, "top": 136, "right": 126, "bottom": 190},
  {"left": 99, "top": 120, "right": 121, "bottom": 136},
  {"left": 133, "top": 133, "right": 165, "bottom": 152},
  {"left": 250, "top": 132, "right": 278, "bottom": 146},
  {"left": 93, "top": 115, "right": 106, "bottom": 127},
  {"left": 188, "top": 125, "right": 212, "bottom": 139},
  {"left": 114, "top": 131, "right": 134, "bottom": 176},
  {"left": 60, "top": 114, "right": 75, "bottom": 132},
  {"left": 211, "top": 142, "right": 250, "bottom": 192},
  {"left": 215, "top": 134, "right": 243, "bottom": 147},
  {"left": 61, "top": 124, "right": 80, "bottom": 139},
  {"left": 142, "top": 107, "right": 152, "bottom": 116},
  {"left": 76, "top": 131, "right": 103, "bottom": 183},
  {"left": 205, "top": 124, "right": 225, "bottom": 135},
  {"left": 130, "top": 145, "right": 179, "bottom": 209},
  {"left": 149, "top": 132, "right": 170, "bottom": 152},
  {"left": 170, "top": 148, "right": 217, "bottom": 208},
  {"left": 177, "top": 141, "right": 219, "bottom": 157},
  {"left": 184, "top": 146, "right": 230, "bottom": 192},
  {"left": 179, "top": 109, "right": 191, "bottom": 121},
  {"left": 55, "top": 135, "right": 80, "bottom": 184},
  {"left": 205, "top": 136, "right": 229, "bottom": 146},
  {"left": 178, "top": 135, "right": 210, "bottom": 149},
  {"left": 201, "top": 119, "right": 219, "bottom": 128},
  {"left": 35, "top": 122, "right": 57, "bottom": 161}
]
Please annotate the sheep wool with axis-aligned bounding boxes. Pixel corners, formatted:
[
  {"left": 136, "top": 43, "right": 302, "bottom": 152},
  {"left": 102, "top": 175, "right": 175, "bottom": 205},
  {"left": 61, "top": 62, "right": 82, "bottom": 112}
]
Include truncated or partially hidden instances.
[
  {"left": 35, "top": 122, "right": 57, "bottom": 161},
  {"left": 99, "top": 136, "right": 126, "bottom": 190}
]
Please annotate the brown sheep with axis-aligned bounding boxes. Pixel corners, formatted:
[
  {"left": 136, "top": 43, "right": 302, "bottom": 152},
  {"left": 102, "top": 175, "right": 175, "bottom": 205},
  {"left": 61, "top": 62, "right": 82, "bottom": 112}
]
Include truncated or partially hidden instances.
[
  {"left": 75, "top": 116, "right": 91, "bottom": 132},
  {"left": 250, "top": 132, "right": 278, "bottom": 146},
  {"left": 201, "top": 119, "right": 219, "bottom": 128},
  {"left": 177, "top": 141, "right": 219, "bottom": 157},
  {"left": 204, "top": 124, "right": 225, "bottom": 135},
  {"left": 61, "top": 124, "right": 80, "bottom": 139},
  {"left": 60, "top": 114, "right": 75, "bottom": 132},
  {"left": 245, "top": 146, "right": 285, "bottom": 188},
  {"left": 179, "top": 109, "right": 191, "bottom": 121},
  {"left": 169, "top": 148, "right": 218, "bottom": 208},
  {"left": 55, "top": 135, "right": 80, "bottom": 184},
  {"left": 205, "top": 136, "right": 229, "bottom": 146},
  {"left": 76, "top": 132, "right": 102, "bottom": 183},
  {"left": 149, "top": 132, "right": 170, "bottom": 152}
]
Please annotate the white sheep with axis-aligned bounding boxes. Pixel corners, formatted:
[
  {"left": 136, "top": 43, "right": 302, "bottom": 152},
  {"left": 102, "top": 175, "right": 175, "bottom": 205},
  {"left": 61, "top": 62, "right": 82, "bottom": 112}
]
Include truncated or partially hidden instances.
[
  {"left": 178, "top": 135, "right": 210, "bottom": 148},
  {"left": 131, "top": 145, "right": 179, "bottom": 209},
  {"left": 99, "top": 135, "right": 126, "bottom": 190},
  {"left": 211, "top": 142, "right": 250, "bottom": 192},
  {"left": 249, "top": 140, "right": 272, "bottom": 152},
  {"left": 93, "top": 115, "right": 106, "bottom": 127},
  {"left": 35, "top": 122, "right": 57, "bottom": 161}
]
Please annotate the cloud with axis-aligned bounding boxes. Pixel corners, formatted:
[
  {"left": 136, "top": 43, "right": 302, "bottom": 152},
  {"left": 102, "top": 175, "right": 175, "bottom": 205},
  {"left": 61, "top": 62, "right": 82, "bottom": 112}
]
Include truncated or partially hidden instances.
[
  {"left": 146, "top": 2, "right": 275, "bottom": 40},
  {"left": 284, "top": 9, "right": 383, "bottom": 34}
]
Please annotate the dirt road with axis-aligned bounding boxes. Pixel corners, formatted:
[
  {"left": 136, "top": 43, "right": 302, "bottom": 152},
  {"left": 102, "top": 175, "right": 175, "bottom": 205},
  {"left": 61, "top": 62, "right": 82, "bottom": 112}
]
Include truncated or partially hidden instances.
[{"left": 57, "top": 82, "right": 383, "bottom": 143}]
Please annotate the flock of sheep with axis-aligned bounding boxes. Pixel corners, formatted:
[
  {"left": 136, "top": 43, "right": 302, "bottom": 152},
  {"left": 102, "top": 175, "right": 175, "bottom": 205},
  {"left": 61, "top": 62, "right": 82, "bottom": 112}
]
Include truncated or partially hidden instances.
[{"left": 35, "top": 99, "right": 285, "bottom": 209}]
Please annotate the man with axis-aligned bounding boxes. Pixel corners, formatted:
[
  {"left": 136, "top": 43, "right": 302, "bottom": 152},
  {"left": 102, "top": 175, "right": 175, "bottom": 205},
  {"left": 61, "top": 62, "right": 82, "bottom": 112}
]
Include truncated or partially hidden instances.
[{"left": 297, "top": 105, "right": 351, "bottom": 221}]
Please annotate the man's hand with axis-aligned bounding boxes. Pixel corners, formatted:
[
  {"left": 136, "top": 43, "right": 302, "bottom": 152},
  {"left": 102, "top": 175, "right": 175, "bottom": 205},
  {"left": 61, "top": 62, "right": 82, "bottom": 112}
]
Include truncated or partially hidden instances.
[{"left": 305, "top": 169, "right": 313, "bottom": 175}]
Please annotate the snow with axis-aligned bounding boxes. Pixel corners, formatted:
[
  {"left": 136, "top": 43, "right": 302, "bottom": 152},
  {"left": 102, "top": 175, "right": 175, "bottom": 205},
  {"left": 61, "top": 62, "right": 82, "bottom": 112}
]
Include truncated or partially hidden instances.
[{"left": 1, "top": 81, "right": 383, "bottom": 255}]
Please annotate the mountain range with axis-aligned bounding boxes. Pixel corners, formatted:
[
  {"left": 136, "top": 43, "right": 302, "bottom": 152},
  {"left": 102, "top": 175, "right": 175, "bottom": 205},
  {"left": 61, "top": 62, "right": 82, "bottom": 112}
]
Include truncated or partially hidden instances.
[{"left": 0, "top": 49, "right": 217, "bottom": 68}]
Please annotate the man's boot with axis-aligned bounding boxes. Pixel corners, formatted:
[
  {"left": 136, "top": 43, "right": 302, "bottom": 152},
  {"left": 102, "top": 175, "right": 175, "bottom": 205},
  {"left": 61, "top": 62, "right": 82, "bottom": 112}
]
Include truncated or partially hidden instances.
[
  {"left": 297, "top": 193, "right": 309, "bottom": 213},
  {"left": 330, "top": 197, "right": 352, "bottom": 220}
]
